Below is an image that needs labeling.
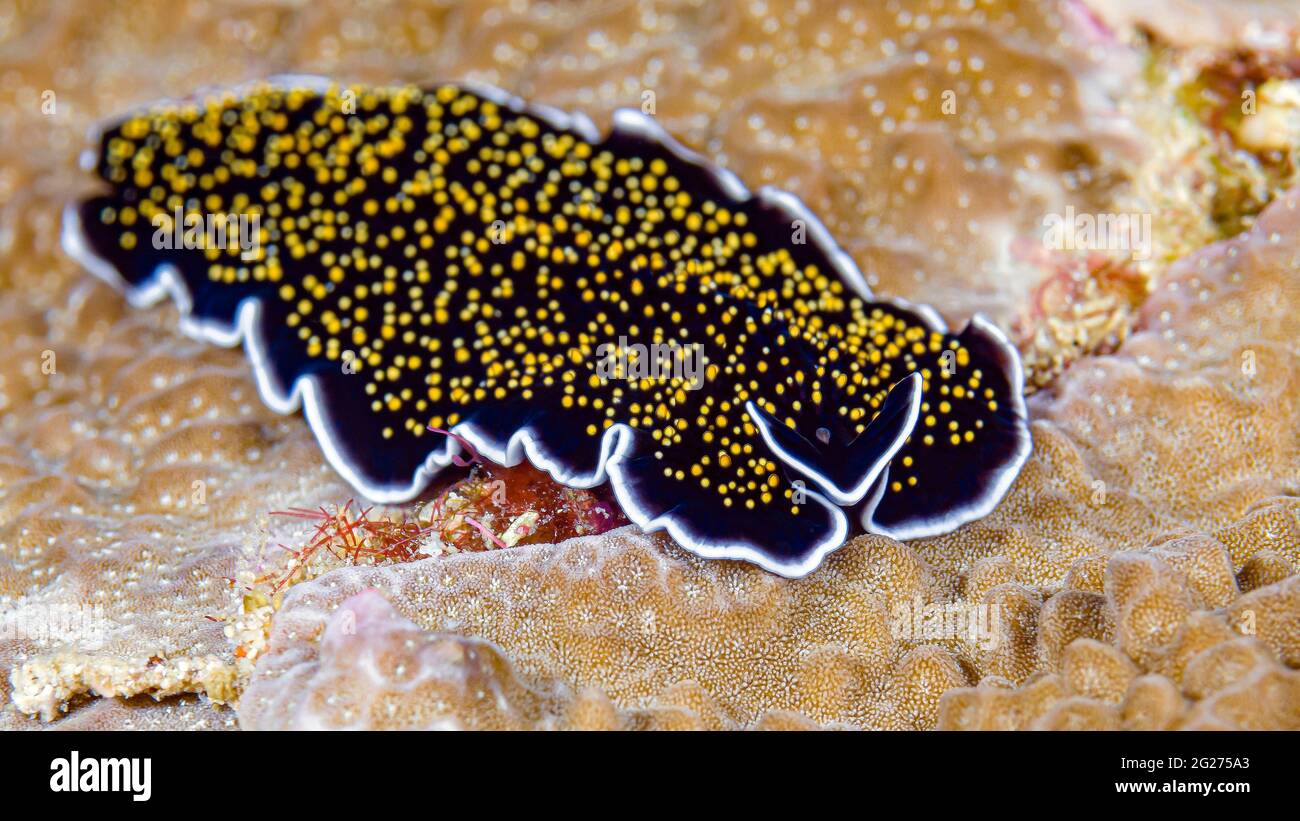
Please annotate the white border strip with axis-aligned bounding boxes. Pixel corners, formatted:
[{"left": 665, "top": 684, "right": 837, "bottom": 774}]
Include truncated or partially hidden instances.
[
  {"left": 858, "top": 315, "right": 1032, "bottom": 541},
  {"left": 746, "top": 372, "right": 922, "bottom": 507}
]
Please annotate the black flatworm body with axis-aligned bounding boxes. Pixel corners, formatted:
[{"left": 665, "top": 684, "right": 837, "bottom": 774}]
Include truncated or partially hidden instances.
[{"left": 64, "top": 79, "right": 1032, "bottom": 577}]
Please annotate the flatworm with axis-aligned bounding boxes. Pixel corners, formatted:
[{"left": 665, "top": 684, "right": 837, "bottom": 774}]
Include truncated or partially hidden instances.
[{"left": 63, "top": 78, "right": 1032, "bottom": 577}]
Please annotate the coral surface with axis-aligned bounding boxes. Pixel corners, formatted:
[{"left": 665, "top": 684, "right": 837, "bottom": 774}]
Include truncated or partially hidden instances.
[{"left": 1, "top": 0, "right": 1297, "bottom": 729}]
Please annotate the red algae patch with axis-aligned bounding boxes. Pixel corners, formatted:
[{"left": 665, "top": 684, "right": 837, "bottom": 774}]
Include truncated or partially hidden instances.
[{"left": 223, "top": 462, "right": 625, "bottom": 674}]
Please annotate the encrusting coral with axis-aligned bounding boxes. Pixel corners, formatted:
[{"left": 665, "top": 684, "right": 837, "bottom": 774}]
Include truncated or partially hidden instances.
[{"left": 2, "top": 0, "right": 1299, "bottom": 729}]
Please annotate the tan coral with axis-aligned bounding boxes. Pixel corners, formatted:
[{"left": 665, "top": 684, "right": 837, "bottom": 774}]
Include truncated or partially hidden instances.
[
  {"left": 1227, "top": 575, "right": 1300, "bottom": 665},
  {"left": 891, "top": 646, "right": 969, "bottom": 730},
  {"left": 9, "top": 651, "right": 237, "bottom": 723},
  {"left": 43, "top": 695, "right": 238, "bottom": 731},
  {"left": 1237, "top": 550, "right": 1296, "bottom": 593},
  {"left": 1146, "top": 534, "right": 1239, "bottom": 608},
  {"left": 1038, "top": 589, "right": 1115, "bottom": 670},
  {"left": 243, "top": 587, "right": 841, "bottom": 731},
  {"left": 1033, "top": 696, "right": 1121, "bottom": 730},
  {"left": 1120, "top": 675, "right": 1187, "bottom": 730},
  {"left": 1060, "top": 638, "right": 1138, "bottom": 703},
  {"left": 963, "top": 555, "right": 1022, "bottom": 603},
  {"left": 1181, "top": 638, "right": 1278, "bottom": 700},
  {"left": 937, "top": 675, "right": 1067, "bottom": 731},
  {"left": 0, "top": 280, "right": 355, "bottom": 727},
  {"left": 242, "top": 589, "right": 578, "bottom": 730},
  {"left": 1086, "top": 0, "right": 1300, "bottom": 52},
  {"left": 239, "top": 530, "right": 948, "bottom": 730},
  {"left": 1184, "top": 662, "right": 1300, "bottom": 730},
  {"left": 1063, "top": 555, "right": 1110, "bottom": 594},
  {"left": 1214, "top": 498, "right": 1300, "bottom": 570},
  {"left": 1153, "top": 611, "right": 1241, "bottom": 684},
  {"left": 978, "top": 584, "right": 1044, "bottom": 684},
  {"left": 1110, "top": 557, "right": 1196, "bottom": 670}
]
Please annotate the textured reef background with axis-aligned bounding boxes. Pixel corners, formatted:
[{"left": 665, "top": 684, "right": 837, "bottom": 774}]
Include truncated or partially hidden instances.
[{"left": 1, "top": 0, "right": 1298, "bottom": 729}]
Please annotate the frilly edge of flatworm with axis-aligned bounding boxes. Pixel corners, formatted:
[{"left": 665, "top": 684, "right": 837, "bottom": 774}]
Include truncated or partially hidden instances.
[
  {"left": 61, "top": 75, "right": 1032, "bottom": 578},
  {"left": 860, "top": 314, "right": 1031, "bottom": 542}
]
